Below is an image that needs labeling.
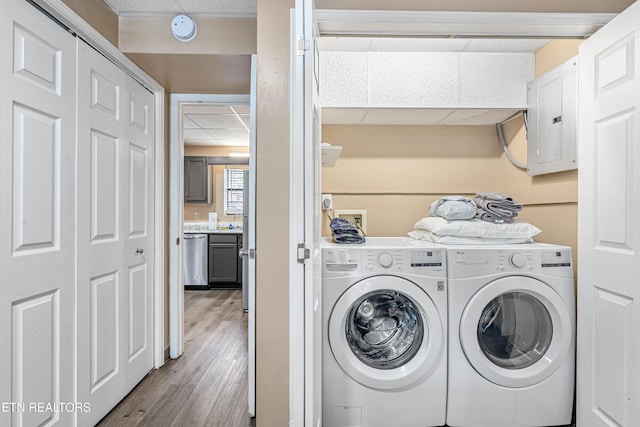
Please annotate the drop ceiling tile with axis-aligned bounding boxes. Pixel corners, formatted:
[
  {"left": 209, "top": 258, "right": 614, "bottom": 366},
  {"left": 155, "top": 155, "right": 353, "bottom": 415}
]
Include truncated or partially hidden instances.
[
  {"left": 177, "top": 0, "right": 256, "bottom": 15},
  {"left": 464, "top": 39, "right": 550, "bottom": 52},
  {"left": 204, "top": 129, "right": 249, "bottom": 140},
  {"left": 460, "top": 53, "right": 533, "bottom": 107},
  {"left": 369, "top": 38, "right": 470, "bottom": 52},
  {"left": 183, "top": 128, "right": 214, "bottom": 140},
  {"left": 183, "top": 115, "right": 199, "bottom": 129},
  {"left": 439, "top": 108, "right": 521, "bottom": 125},
  {"left": 320, "top": 51, "right": 368, "bottom": 105},
  {"left": 231, "top": 105, "right": 250, "bottom": 114},
  {"left": 369, "top": 52, "right": 459, "bottom": 106},
  {"left": 317, "top": 37, "right": 373, "bottom": 52},
  {"left": 322, "top": 108, "right": 368, "bottom": 124},
  {"left": 186, "top": 113, "right": 246, "bottom": 129},
  {"left": 184, "top": 105, "right": 233, "bottom": 115},
  {"left": 362, "top": 108, "right": 453, "bottom": 125},
  {"left": 318, "top": 36, "right": 551, "bottom": 54},
  {"left": 211, "top": 138, "right": 249, "bottom": 146},
  {"left": 238, "top": 114, "right": 250, "bottom": 129}
]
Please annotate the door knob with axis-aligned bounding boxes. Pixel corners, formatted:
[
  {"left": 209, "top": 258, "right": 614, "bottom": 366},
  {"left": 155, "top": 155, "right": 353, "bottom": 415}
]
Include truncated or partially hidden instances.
[
  {"left": 239, "top": 248, "right": 248, "bottom": 258},
  {"left": 136, "top": 248, "right": 144, "bottom": 254}
]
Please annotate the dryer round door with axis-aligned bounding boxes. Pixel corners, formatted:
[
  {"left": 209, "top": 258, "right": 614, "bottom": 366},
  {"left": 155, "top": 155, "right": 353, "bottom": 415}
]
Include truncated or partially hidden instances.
[
  {"left": 329, "top": 275, "right": 444, "bottom": 390},
  {"left": 459, "top": 276, "right": 572, "bottom": 388}
]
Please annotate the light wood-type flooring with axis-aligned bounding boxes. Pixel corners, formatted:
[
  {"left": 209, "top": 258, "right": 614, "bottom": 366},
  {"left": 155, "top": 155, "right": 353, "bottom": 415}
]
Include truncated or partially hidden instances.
[{"left": 98, "top": 289, "right": 254, "bottom": 427}]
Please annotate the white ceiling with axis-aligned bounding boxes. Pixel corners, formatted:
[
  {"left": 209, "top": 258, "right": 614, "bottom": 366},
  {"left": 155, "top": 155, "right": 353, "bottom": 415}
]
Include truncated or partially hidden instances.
[
  {"left": 183, "top": 105, "right": 250, "bottom": 146},
  {"left": 104, "top": 0, "right": 256, "bottom": 17},
  {"left": 317, "top": 37, "right": 550, "bottom": 53}
]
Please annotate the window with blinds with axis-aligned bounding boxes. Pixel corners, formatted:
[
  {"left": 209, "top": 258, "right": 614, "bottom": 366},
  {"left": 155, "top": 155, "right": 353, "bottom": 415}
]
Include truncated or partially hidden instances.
[{"left": 224, "top": 167, "right": 244, "bottom": 215}]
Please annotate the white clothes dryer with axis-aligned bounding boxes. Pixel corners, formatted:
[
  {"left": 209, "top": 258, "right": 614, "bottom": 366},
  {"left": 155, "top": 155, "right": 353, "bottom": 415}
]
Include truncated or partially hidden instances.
[
  {"left": 446, "top": 243, "right": 575, "bottom": 427},
  {"left": 322, "top": 238, "right": 448, "bottom": 427}
]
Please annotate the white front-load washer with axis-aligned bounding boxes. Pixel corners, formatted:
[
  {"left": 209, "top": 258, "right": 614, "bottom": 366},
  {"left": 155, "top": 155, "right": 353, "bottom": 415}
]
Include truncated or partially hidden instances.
[
  {"left": 322, "top": 238, "right": 448, "bottom": 427},
  {"left": 446, "top": 243, "right": 575, "bottom": 427}
]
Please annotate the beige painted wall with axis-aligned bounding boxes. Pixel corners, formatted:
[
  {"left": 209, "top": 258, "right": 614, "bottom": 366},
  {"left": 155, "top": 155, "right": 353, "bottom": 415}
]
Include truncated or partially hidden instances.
[
  {"left": 322, "top": 125, "right": 502, "bottom": 236},
  {"left": 61, "top": 0, "right": 118, "bottom": 46},
  {"left": 119, "top": 16, "right": 255, "bottom": 94},
  {"left": 255, "top": 0, "right": 292, "bottom": 424},
  {"left": 183, "top": 146, "right": 249, "bottom": 222},
  {"left": 119, "top": 17, "right": 256, "bottom": 55}
]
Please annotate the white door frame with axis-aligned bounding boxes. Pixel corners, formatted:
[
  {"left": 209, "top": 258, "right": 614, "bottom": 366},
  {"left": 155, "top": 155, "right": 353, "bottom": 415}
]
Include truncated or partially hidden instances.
[
  {"left": 168, "top": 93, "right": 250, "bottom": 358},
  {"left": 32, "top": 0, "right": 166, "bottom": 369},
  {"left": 290, "top": 4, "right": 306, "bottom": 425}
]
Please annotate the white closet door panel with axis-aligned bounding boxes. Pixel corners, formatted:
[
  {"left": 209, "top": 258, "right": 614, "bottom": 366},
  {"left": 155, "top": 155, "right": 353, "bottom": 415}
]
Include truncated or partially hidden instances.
[
  {"left": 13, "top": 24, "right": 61, "bottom": 94},
  {"left": 91, "top": 68, "right": 121, "bottom": 119},
  {"left": 128, "top": 263, "right": 148, "bottom": 360},
  {"left": 77, "top": 40, "right": 127, "bottom": 426},
  {"left": 577, "top": 2, "right": 640, "bottom": 426},
  {"left": 91, "top": 131, "right": 120, "bottom": 242},
  {"left": 12, "top": 292, "right": 58, "bottom": 427},
  {"left": 90, "top": 272, "right": 120, "bottom": 390},
  {"left": 128, "top": 143, "right": 148, "bottom": 237},
  {"left": 0, "top": 0, "right": 76, "bottom": 426},
  {"left": 12, "top": 104, "right": 59, "bottom": 253},
  {"left": 123, "top": 75, "right": 155, "bottom": 392}
]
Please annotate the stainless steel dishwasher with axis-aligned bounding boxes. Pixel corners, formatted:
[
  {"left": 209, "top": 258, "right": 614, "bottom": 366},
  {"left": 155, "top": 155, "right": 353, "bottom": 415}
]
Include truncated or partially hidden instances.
[{"left": 184, "top": 233, "right": 208, "bottom": 288}]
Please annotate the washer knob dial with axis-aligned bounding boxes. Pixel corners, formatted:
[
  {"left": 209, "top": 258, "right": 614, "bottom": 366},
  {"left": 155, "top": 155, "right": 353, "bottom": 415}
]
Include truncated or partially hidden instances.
[
  {"left": 510, "top": 253, "right": 526, "bottom": 268},
  {"left": 378, "top": 252, "right": 393, "bottom": 268}
]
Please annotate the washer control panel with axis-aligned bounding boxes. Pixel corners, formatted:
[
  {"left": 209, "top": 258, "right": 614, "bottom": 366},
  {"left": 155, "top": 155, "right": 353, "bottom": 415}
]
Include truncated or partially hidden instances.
[
  {"left": 364, "top": 249, "right": 445, "bottom": 274},
  {"left": 323, "top": 248, "right": 361, "bottom": 277}
]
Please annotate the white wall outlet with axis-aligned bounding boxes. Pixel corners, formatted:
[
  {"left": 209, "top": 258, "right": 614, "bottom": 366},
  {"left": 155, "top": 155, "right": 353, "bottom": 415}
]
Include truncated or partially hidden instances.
[{"left": 321, "top": 194, "right": 333, "bottom": 211}]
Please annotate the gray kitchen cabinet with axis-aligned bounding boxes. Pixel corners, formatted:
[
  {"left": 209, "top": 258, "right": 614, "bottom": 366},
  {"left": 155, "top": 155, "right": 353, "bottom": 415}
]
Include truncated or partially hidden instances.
[
  {"left": 184, "top": 156, "right": 210, "bottom": 203},
  {"left": 208, "top": 234, "right": 242, "bottom": 287}
]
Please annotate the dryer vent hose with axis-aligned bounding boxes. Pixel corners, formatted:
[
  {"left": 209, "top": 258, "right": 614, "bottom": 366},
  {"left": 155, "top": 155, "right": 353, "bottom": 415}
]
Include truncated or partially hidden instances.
[{"left": 496, "top": 122, "right": 527, "bottom": 170}]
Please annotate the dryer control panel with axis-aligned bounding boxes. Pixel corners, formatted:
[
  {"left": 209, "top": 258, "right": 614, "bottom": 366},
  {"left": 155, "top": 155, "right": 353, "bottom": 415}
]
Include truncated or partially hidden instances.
[{"left": 449, "top": 245, "right": 573, "bottom": 278}]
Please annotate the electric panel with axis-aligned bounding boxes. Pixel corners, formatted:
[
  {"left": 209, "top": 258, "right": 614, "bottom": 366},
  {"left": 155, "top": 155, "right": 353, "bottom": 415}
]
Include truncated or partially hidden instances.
[{"left": 526, "top": 56, "right": 578, "bottom": 176}]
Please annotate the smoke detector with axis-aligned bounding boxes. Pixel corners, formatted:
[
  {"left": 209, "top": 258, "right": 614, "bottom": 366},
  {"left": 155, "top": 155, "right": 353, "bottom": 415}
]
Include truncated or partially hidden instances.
[{"left": 171, "top": 15, "right": 197, "bottom": 42}]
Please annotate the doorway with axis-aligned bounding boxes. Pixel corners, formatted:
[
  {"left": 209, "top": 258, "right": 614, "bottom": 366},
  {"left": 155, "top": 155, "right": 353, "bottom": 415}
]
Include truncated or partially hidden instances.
[{"left": 169, "top": 87, "right": 257, "bottom": 417}]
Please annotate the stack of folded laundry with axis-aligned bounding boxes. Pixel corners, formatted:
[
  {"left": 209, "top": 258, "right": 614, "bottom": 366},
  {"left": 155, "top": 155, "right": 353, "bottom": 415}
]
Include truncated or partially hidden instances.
[
  {"left": 407, "top": 193, "right": 540, "bottom": 245},
  {"left": 330, "top": 217, "right": 366, "bottom": 244},
  {"left": 474, "top": 192, "right": 523, "bottom": 224}
]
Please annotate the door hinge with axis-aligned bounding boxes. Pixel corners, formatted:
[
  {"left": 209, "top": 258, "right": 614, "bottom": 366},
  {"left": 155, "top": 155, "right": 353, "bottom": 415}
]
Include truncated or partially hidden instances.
[
  {"left": 297, "top": 243, "right": 310, "bottom": 263},
  {"left": 296, "top": 35, "right": 310, "bottom": 56}
]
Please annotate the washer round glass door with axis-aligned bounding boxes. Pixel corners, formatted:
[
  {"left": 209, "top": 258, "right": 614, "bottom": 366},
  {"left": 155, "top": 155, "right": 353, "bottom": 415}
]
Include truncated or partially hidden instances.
[
  {"left": 329, "top": 275, "right": 444, "bottom": 390},
  {"left": 459, "top": 276, "right": 572, "bottom": 388}
]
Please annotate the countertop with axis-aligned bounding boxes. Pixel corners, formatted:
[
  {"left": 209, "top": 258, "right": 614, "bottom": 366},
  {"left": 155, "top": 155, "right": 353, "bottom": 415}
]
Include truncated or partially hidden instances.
[
  {"left": 184, "top": 229, "right": 243, "bottom": 234},
  {"left": 184, "top": 221, "right": 243, "bottom": 234}
]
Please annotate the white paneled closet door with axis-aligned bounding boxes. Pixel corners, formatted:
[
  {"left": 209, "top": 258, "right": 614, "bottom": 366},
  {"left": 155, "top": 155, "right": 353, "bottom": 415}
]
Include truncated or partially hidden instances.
[
  {"left": 577, "top": 1, "right": 640, "bottom": 426},
  {"left": 123, "top": 70, "right": 155, "bottom": 393},
  {"left": 77, "top": 41, "right": 155, "bottom": 426},
  {"left": 0, "top": 0, "right": 77, "bottom": 426}
]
